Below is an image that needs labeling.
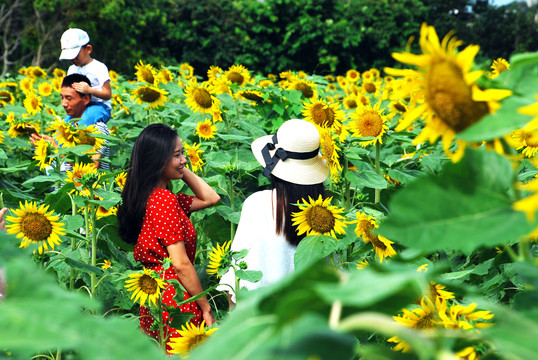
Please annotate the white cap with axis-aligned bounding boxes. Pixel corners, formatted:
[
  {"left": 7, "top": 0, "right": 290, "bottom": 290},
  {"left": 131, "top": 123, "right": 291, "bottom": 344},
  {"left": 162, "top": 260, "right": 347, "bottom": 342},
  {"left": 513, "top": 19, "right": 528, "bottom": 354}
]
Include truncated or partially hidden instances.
[{"left": 59, "top": 28, "right": 90, "bottom": 60}]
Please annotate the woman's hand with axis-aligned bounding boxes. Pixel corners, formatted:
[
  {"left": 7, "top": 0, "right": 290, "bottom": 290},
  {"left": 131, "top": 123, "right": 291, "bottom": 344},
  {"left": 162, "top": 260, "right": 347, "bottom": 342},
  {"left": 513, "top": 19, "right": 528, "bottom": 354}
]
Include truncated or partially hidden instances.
[{"left": 202, "top": 309, "right": 216, "bottom": 326}]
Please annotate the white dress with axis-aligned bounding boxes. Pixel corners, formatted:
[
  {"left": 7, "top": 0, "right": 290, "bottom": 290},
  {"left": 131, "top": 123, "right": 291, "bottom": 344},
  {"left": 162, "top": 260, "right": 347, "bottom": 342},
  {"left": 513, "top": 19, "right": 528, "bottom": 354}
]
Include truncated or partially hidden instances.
[{"left": 218, "top": 190, "right": 296, "bottom": 302}]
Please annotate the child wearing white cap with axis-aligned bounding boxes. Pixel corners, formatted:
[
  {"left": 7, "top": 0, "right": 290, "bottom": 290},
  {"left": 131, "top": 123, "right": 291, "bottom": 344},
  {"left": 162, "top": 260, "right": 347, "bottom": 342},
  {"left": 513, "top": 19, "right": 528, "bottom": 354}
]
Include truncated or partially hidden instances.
[{"left": 59, "top": 28, "right": 112, "bottom": 125}]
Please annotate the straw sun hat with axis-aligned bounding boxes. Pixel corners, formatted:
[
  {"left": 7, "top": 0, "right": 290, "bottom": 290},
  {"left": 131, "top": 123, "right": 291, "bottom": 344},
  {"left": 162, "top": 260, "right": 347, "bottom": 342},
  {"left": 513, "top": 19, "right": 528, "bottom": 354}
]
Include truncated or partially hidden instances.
[{"left": 251, "top": 119, "right": 328, "bottom": 185}]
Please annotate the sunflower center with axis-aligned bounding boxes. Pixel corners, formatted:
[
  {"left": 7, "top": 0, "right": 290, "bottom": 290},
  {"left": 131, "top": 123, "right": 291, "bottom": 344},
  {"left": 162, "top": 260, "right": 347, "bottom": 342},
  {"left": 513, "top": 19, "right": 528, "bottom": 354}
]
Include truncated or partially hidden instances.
[
  {"left": 426, "top": 60, "right": 488, "bottom": 132},
  {"left": 394, "top": 102, "right": 406, "bottom": 112},
  {"left": 415, "top": 313, "right": 436, "bottom": 330},
  {"left": 187, "top": 334, "right": 208, "bottom": 351},
  {"left": 312, "top": 104, "right": 335, "bottom": 128},
  {"left": 526, "top": 133, "right": 538, "bottom": 148},
  {"left": 308, "top": 206, "right": 335, "bottom": 234},
  {"left": 358, "top": 111, "right": 383, "bottom": 137},
  {"left": 140, "top": 69, "right": 155, "bottom": 84},
  {"left": 360, "top": 220, "right": 375, "bottom": 235},
  {"left": 78, "top": 133, "right": 96, "bottom": 146},
  {"left": 193, "top": 88, "right": 213, "bottom": 109},
  {"left": 369, "top": 234, "right": 387, "bottom": 250},
  {"left": 21, "top": 213, "right": 53, "bottom": 241},
  {"left": 138, "top": 87, "right": 162, "bottom": 103},
  {"left": 242, "top": 92, "right": 263, "bottom": 102},
  {"left": 138, "top": 274, "right": 159, "bottom": 295},
  {"left": 200, "top": 124, "right": 211, "bottom": 135},
  {"left": 0, "top": 91, "right": 11, "bottom": 102},
  {"left": 295, "top": 83, "right": 314, "bottom": 98},
  {"left": 227, "top": 71, "right": 244, "bottom": 85},
  {"left": 364, "top": 83, "right": 376, "bottom": 94},
  {"left": 346, "top": 99, "right": 357, "bottom": 109}
]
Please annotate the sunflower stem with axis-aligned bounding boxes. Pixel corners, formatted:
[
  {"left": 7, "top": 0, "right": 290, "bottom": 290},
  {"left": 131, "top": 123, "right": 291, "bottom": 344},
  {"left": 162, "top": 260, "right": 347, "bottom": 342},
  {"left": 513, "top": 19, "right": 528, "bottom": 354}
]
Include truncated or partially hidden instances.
[
  {"left": 158, "top": 293, "right": 166, "bottom": 352},
  {"left": 342, "top": 153, "right": 351, "bottom": 211},
  {"left": 69, "top": 193, "right": 77, "bottom": 290},
  {"left": 89, "top": 187, "right": 98, "bottom": 298},
  {"left": 228, "top": 172, "right": 236, "bottom": 240},
  {"left": 374, "top": 142, "right": 381, "bottom": 204}
]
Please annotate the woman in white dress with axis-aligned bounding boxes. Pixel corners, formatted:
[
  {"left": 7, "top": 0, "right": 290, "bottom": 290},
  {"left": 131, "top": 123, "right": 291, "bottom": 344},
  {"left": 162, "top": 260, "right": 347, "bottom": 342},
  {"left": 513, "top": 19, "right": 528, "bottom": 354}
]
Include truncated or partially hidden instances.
[{"left": 218, "top": 119, "right": 328, "bottom": 305}]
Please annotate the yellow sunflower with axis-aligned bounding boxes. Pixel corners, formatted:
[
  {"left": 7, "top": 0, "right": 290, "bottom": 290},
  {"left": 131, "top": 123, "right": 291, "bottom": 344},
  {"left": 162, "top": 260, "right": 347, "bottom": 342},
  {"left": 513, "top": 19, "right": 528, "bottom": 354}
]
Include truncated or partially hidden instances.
[
  {"left": 210, "top": 78, "right": 232, "bottom": 96},
  {"left": 131, "top": 85, "right": 168, "bottom": 109},
  {"left": 348, "top": 101, "right": 391, "bottom": 146},
  {"left": 184, "top": 79, "right": 221, "bottom": 114},
  {"left": 8, "top": 121, "right": 40, "bottom": 138},
  {"left": 53, "top": 68, "right": 66, "bottom": 78},
  {"left": 384, "top": 23, "right": 512, "bottom": 162},
  {"left": 184, "top": 141, "right": 204, "bottom": 172},
  {"left": 134, "top": 60, "right": 156, "bottom": 84},
  {"left": 76, "top": 124, "right": 106, "bottom": 152},
  {"left": 0, "top": 90, "right": 15, "bottom": 105},
  {"left": 319, "top": 129, "right": 342, "bottom": 180},
  {"left": 365, "top": 233, "right": 397, "bottom": 263},
  {"left": 168, "top": 321, "right": 218, "bottom": 357},
  {"left": 237, "top": 90, "right": 264, "bottom": 103},
  {"left": 286, "top": 76, "right": 317, "bottom": 99},
  {"left": 19, "top": 78, "right": 34, "bottom": 93},
  {"left": 488, "top": 57, "right": 510, "bottom": 79},
  {"left": 301, "top": 97, "right": 346, "bottom": 133},
  {"left": 258, "top": 79, "right": 274, "bottom": 88},
  {"left": 27, "top": 66, "right": 47, "bottom": 79},
  {"left": 195, "top": 119, "right": 217, "bottom": 140},
  {"left": 6, "top": 201, "right": 66, "bottom": 254},
  {"left": 456, "top": 346, "right": 479, "bottom": 360},
  {"left": 356, "top": 259, "right": 369, "bottom": 270},
  {"left": 354, "top": 212, "right": 378, "bottom": 241},
  {"left": 115, "top": 172, "right": 127, "bottom": 190},
  {"left": 23, "top": 92, "right": 43, "bottom": 115},
  {"left": 109, "top": 70, "right": 119, "bottom": 82},
  {"left": 438, "top": 302, "right": 494, "bottom": 330},
  {"left": 511, "top": 129, "right": 538, "bottom": 157},
  {"left": 179, "top": 62, "right": 195, "bottom": 79},
  {"left": 207, "top": 65, "right": 223, "bottom": 80},
  {"left": 342, "top": 93, "right": 359, "bottom": 110},
  {"left": 65, "top": 162, "right": 99, "bottom": 195},
  {"left": 48, "top": 118, "right": 78, "bottom": 147},
  {"left": 0, "top": 130, "right": 4, "bottom": 144},
  {"left": 33, "top": 137, "right": 58, "bottom": 170},
  {"left": 388, "top": 297, "right": 442, "bottom": 352},
  {"left": 224, "top": 64, "right": 251, "bottom": 87},
  {"left": 96, "top": 204, "right": 117, "bottom": 219},
  {"left": 124, "top": 267, "right": 167, "bottom": 308},
  {"left": 156, "top": 68, "right": 174, "bottom": 84},
  {"left": 101, "top": 259, "right": 112, "bottom": 270},
  {"left": 38, "top": 82, "right": 53, "bottom": 97},
  {"left": 206, "top": 241, "right": 231, "bottom": 278},
  {"left": 346, "top": 69, "right": 361, "bottom": 83},
  {"left": 291, "top": 195, "right": 348, "bottom": 238}
]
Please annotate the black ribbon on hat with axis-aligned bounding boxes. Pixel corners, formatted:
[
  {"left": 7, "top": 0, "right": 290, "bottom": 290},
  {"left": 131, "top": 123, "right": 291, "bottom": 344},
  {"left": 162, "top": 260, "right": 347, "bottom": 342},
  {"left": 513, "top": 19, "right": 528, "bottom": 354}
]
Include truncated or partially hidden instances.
[{"left": 261, "top": 133, "right": 320, "bottom": 178}]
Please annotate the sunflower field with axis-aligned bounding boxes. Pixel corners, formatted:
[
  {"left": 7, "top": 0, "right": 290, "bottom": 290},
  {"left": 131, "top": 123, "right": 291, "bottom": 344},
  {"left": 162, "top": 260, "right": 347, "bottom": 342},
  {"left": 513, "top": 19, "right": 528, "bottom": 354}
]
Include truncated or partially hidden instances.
[{"left": 1, "top": 23, "right": 538, "bottom": 360}]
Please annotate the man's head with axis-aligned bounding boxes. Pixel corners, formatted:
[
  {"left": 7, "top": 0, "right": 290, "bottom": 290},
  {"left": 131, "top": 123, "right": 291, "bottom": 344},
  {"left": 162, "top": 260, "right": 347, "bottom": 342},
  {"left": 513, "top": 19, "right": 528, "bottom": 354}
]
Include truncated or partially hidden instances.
[{"left": 61, "top": 74, "right": 91, "bottom": 118}]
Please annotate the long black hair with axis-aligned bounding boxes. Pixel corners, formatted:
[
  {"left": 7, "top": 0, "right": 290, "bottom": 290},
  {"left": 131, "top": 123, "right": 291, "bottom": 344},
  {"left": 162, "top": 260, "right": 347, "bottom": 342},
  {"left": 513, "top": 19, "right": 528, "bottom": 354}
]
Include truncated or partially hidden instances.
[
  {"left": 117, "top": 124, "right": 178, "bottom": 244},
  {"left": 271, "top": 175, "right": 325, "bottom": 246}
]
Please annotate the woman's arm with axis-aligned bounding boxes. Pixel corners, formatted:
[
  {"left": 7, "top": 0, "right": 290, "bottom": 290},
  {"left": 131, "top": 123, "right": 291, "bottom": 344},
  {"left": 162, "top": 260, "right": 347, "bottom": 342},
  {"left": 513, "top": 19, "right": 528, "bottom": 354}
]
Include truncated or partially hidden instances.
[
  {"left": 167, "top": 241, "right": 216, "bottom": 326},
  {"left": 181, "top": 168, "right": 220, "bottom": 212}
]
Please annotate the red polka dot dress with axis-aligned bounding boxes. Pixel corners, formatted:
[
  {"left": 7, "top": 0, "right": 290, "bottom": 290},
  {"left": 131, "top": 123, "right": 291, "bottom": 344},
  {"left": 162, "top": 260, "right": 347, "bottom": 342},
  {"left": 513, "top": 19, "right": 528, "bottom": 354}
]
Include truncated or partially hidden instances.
[{"left": 134, "top": 188, "right": 202, "bottom": 350}]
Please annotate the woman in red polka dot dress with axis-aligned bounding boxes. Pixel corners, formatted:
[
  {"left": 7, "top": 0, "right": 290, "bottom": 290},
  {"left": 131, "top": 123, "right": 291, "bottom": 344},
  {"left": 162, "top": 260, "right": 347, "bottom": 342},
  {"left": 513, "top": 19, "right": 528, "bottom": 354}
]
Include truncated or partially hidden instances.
[{"left": 118, "top": 124, "right": 220, "bottom": 350}]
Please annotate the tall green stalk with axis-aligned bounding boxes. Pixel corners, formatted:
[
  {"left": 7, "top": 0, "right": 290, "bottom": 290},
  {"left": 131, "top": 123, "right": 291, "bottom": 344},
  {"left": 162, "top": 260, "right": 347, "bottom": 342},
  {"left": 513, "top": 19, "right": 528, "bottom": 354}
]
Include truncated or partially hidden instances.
[
  {"left": 228, "top": 172, "right": 236, "bottom": 240},
  {"left": 69, "top": 194, "right": 77, "bottom": 290},
  {"left": 374, "top": 142, "right": 381, "bottom": 204}
]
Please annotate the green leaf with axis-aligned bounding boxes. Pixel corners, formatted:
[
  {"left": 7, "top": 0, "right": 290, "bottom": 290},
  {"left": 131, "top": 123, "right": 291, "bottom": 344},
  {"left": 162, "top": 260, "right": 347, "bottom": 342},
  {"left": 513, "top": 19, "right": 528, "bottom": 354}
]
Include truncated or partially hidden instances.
[
  {"left": 294, "top": 235, "right": 338, "bottom": 270},
  {"left": 167, "top": 309, "right": 195, "bottom": 330},
  {"left": 64, "top": 214, "right": 84, "bottom": 231},
  {"left": 65, "top": 257, "right": 104, "bottom": 275},
  {"left": 379, "top": 149, "right": 536, "bottom": 254},
  {"left": 235, "top": 269, "right": 263, "bottom": 283}
]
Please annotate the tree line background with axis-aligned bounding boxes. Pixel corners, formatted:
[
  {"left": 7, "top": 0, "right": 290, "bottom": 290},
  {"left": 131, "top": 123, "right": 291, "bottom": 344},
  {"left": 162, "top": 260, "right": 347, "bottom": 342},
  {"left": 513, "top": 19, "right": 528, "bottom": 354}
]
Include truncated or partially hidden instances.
[{"left": 1, "top": 0, "right": 537, "bottom": 78}]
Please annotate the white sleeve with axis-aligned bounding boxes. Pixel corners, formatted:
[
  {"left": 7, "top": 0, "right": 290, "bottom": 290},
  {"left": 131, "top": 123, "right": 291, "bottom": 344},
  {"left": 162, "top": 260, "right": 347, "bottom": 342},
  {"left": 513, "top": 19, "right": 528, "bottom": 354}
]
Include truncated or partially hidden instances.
[{"left": 217, "top": 192, "right": 264, "bottom": 301}]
